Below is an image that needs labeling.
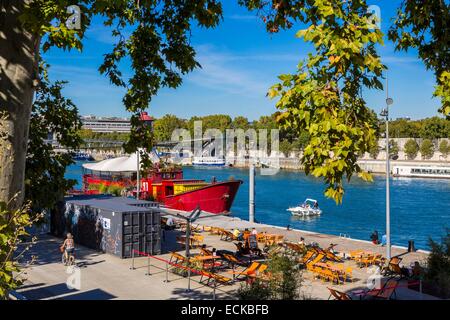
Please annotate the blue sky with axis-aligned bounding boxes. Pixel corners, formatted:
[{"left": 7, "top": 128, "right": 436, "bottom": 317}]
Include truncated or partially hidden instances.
[{"left": 43, "top": 0, "right": 442, "bottom": 121}]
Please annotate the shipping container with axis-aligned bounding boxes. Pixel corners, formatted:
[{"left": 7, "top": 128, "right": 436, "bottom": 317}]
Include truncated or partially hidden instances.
[{"left": 56, "top": 195, "right": 161, "bottom": 258}]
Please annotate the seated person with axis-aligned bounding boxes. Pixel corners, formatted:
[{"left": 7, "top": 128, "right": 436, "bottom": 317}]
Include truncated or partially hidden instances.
[
  {"left": 164, "top": 216, "right": 176, "bottom": 230},
  {"left": 327, "top": 243, "right": 337, "bottom": 254},
  {"left": 246, "top": 234, "right": 262, "bottom": 256},
  {"left": 370, "top": 231, "right": 379, "bottom": 244},
  {"left": 298, "top": 237, "right": 305, "bottom": 246},
  {"left": 233, "top": 228, "right": 243, "bottom": 241},
  {"left": 235, "top": 242, "right": 250, "bottom": 256},
  {"left": 381, "top": 234, "right": 387, "bottom": 246}
]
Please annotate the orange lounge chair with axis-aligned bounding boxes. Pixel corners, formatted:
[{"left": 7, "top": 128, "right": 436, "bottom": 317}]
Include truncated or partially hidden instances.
[
  {"left": 362, "top": 279, "right": 398, "bottom": 300},
  {"left": 222, "top": 253, "right": 247, "bottom": 268},
  {"left": 300, "top": 250, "right": 316, "bottom": 265},
  {"left": 227, "top": 262, "right": 261, "bottom": 280},
  {"left": 200, "top": 271, "right": 233, "bottom": 286},
  {"left": 220, "top": 230, "right": 235, "bottom": 241},
  {"left": 328, "top": 287, "right": 352, "bottom": 300}
]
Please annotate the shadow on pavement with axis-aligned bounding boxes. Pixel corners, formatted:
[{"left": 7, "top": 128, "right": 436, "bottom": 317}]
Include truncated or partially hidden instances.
[
  {"left": 19, "top": 283, "right": 77, "bottom": 300},
  {"left": 57, "top": 289, "right": 117, "bottom": 300},
  {"left": 19, "top": 234, "right": 106, "bottom": 268}
]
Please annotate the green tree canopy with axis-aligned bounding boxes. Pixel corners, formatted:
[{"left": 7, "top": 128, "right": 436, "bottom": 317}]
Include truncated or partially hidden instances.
[
  {"left": 241, "top": 0, "right": 449, "bottom": 202},
  {"left": 265, "top": 0, "right": 383, "bottom": 203},
  {"left": 187, "top": 114, "right": 232, "bottom": 135},
  {"left": 231, "top": 116, "right": 251, "bottom": 131},
  {"left": 388, "top": 0, "right": 450, "bottom": 118},
  {"left": 279, "top": 140, "right": 293, "bottom": 157},
  {"left": 153, "top": 114, "right": 187, "bottom": 142},
  {"left": 389, "top": 139, "right": 400, "bottom": 159},
  {"left": 368, "top": 143, "right": 380, "bottom": 160},
  {"left": 439, "top": 140, "right": 449, "bottom": 158},
  {"left": 1, "top": 0, "right": 224, "bottom": 208},
  {"left": 404, "top": 139, "right": 419, "bottom": 160},
  {"left": 420, "top": 139, "right": 435, "bottom": 159},
  {"left": 25, "top": 64, "right": 82, "bottom": 213}
]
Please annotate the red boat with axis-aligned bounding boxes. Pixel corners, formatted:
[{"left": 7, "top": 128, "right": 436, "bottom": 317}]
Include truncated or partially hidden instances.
[{"left": 81, "top": 153, "right": 242, "bottom": 214}]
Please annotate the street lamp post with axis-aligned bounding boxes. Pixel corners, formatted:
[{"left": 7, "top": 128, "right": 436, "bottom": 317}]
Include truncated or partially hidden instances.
[
  {"left": 136, "top": 112, "right": 154, "bottom": 200},
  {"left": 381, "top": 75, "right": 394, "bottom": 260},
  {"left": 136, "top": 150, "right": 140, "bottom": 200}
]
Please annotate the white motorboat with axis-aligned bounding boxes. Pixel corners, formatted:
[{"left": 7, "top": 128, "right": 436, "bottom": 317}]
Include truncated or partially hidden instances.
[
  {"left": 192, "top": 156, "right": 226, "bottom": 166},
  {"left": 287, "top": 198, "right": 322, "bottom": 216}
]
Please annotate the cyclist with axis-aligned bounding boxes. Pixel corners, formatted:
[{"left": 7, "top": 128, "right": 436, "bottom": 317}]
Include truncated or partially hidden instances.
[{"left": 62, "top": 233, "right": 75, "bottom": 264}]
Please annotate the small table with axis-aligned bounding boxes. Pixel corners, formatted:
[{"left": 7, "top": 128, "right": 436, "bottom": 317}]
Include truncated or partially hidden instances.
[
  {"left": 315, "top": 262, "right": 345, "bottom": 274},
  {"left": 195, "top": 255, "right": 222, "bottom": 271}
]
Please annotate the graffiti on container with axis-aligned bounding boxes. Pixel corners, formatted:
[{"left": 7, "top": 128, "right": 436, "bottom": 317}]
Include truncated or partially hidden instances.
[{"left": 101, "top": 228, "right": 121, "bottom": 255}]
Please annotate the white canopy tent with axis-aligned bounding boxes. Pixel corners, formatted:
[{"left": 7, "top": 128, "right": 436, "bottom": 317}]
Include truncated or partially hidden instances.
[
  {"left": 82, "top": 153, "right": 138, "bottom": 173},
  {"left": 82, "top": 150, "right": 160, "bottom": 173}
]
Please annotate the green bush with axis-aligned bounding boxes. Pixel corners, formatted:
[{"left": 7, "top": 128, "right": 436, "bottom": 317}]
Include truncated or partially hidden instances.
[
  {"left": 107, "top": 184, "right": 123, "bottom": 196},
  {"left": 425, "top": 230, "right": 450, "bottom": 299},
  {"left": 389, "top": 139, "right": 399, "bottom": 159},
  {"left": 0, "top": 202, "right": 42, "bottom": 299},
  {"left": 369, "top": 144, "right": 380, "bottom": 159},
  {"left": 237, "top": 251, "right": 302, "bottom": 300},
  {"left": 98, "top": 183, "right": 108, "bottom": 194},
  {"left": 87, "top": 183, "right": 100, "bottom": 191},
  {"left": 404, "top": 139, "right": 419, "bottom": 160},
  {"left": 420, "top": 139, "right": 435, "bottom": 159},
  {"left": 238, "top": 279, "right": 271, "bottom": 300},
  {"left": 439, "top": 140, "right": 449, "bottom": 158},
  {"left": 279, "top": 140, "right": 293, "bottom": 157}
]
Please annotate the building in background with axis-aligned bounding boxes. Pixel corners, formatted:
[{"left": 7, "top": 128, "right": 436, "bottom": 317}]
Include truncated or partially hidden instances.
[{"left": 81, "top": 115, "right": 132, "bottom": 133}]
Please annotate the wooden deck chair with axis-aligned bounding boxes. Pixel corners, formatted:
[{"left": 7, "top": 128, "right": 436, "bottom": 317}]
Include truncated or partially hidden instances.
[
  {"left": 300, "top": 250, "right": 316, "bottom": 265},
  {"left": 357, "top": 254, "right": 376, "bottom": 268},
  {"left": 319, "top": 269, "right": 341, "bottom": 284},
  {"left": 311, "top": 266, "right": 323, "bottom": 280},
  {"left": 201, "top": 225, "right": 212, "bottom": 232},
  {"left": 325, "top": 250, "right": 342, "bottom": 262},
  {"left": 213, "top": 273, "right": 233, "bottom": 285},
  {"left": 363, "top": 279, "right": 398, "bottom": 300},
  {"left": 328, "top": 287, "right": 352, "bottom": 300},
  {"left": 209, "top": 227, "right": 222, "bottom": 235},
  {"left": 382, "top": 257, "right": 407, "bottom": 278},
  {"left": 349, "top": 250, "right": 364, "bottom": 260},
  {"left": 222, "top": 253, "right": 247, "bottom": 270},
  {"left": 307, "top": 253, "right": 325, "bottom": 267},
  {"left": 344, "top": 267, "right": 353, "bottom": 283},
  {"left": 274, "top": 234, "right": 284, "bottom": 244},
  {"left": 227, "top": 261, "right": 261, "bottom": 280},
  {"left": 169, "top": 252, "right": 187, "bottom": 265},
  {"left": 248, "top": 264, "right": 269, "bottom": 282},
  {"left": 200, "top": 247, "right": 213, "bottom": 256},
  {"left": 256, "top": 233, "right": 267, "bottom": 243},
  {"left": 200, "top": 271, "right": 233, "bottom": 286},
  {"left": 192, "top": 234, "right": 204, "bottom": 247},
  {"left": 220, "top": 230, "right": 234, "bottom": 241}
]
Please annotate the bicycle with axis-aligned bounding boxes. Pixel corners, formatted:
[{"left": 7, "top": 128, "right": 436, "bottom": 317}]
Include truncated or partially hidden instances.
[{"left": 61, "top": 249, "right": 76, "bottom": 266}]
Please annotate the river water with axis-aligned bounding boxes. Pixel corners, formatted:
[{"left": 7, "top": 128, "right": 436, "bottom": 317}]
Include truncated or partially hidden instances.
[{"left": 66, "top": 162, "right": 450, "bottom": 250}]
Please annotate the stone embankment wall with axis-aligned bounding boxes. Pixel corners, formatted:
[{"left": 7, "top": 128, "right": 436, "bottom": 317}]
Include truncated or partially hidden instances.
[{"left": 225, "top": 138, "right": 450, "bottom": 172}]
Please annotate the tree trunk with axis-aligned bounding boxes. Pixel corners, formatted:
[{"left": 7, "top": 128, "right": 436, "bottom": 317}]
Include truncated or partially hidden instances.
[{"left": 0, "top": 1, "right": 39, "bottom": 209}]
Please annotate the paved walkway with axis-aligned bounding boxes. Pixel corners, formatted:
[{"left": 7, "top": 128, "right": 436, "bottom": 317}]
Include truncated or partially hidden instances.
[
  {"left": 17, "top": 234, "right": 239, "bottom": 300},
  {"left": 17, "top": 221, "right": 438, "bottom": 300},
  {"left": 163, "top": 209, "right": 430, "bottom": 266}
]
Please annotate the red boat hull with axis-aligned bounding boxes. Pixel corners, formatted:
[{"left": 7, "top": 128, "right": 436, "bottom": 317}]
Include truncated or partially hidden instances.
[{"left": 163, "top": 180, "right": 242, "bottom": 214}]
